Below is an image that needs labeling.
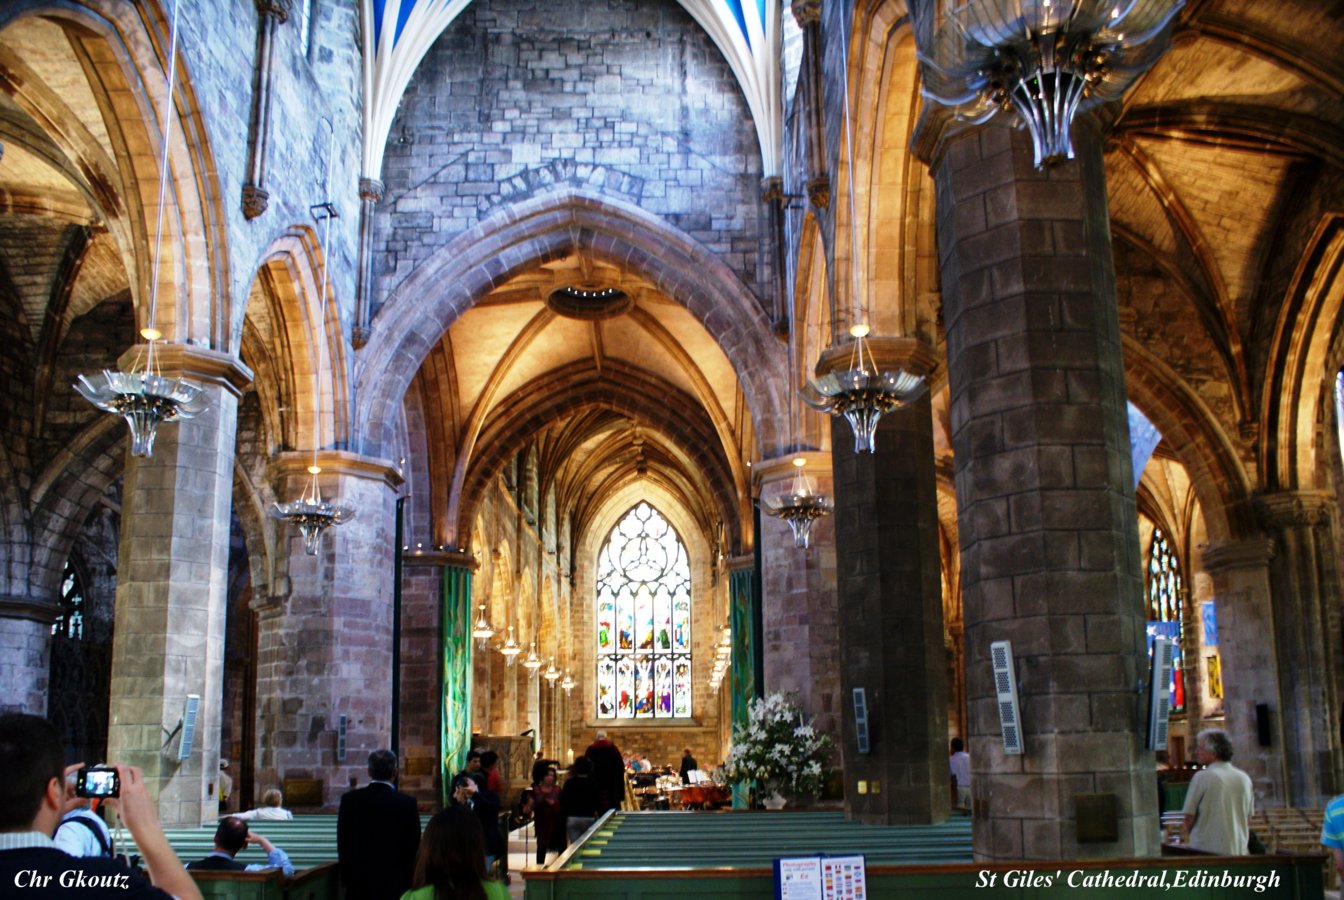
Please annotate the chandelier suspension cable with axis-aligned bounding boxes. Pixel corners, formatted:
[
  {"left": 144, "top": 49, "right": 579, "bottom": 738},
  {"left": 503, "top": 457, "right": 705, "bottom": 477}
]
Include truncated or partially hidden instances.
[
  {"left": 269, "top": 118, "right": 355, "bottom": 554},
  {"left": 73, "top": 0, "right": 209, "bottom": 458},
  {"left": 839, "top": 8, "right": 866, "bottom": 346},
  {"left": 142, "top": 0, "right": 180, "bottom": 370}
]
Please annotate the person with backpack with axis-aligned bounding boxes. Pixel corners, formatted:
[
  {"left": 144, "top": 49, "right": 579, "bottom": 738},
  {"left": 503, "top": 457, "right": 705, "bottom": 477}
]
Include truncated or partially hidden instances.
[{"left": 54, "top": 771, "right": 113, "bottom": 858}]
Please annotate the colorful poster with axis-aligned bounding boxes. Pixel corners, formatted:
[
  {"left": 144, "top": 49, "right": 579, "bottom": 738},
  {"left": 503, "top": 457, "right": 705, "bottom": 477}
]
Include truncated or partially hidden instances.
[{"left": 773, "top": 856, "right": 867, "bottom": 900}]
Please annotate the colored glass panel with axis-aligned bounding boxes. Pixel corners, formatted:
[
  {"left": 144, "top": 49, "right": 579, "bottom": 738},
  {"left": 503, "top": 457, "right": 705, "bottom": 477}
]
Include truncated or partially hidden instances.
[{"left": 596, "top": 503, "right": 692, "bottom": 719}]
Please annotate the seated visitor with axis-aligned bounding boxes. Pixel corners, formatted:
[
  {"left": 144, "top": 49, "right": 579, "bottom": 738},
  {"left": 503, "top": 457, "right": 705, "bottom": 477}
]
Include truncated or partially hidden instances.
[
  {"left": 234, "top": 788, "right": 293, "bottom": 821},
  {"left": 187, "top": 816, "right": 295, "bottom": 876}
]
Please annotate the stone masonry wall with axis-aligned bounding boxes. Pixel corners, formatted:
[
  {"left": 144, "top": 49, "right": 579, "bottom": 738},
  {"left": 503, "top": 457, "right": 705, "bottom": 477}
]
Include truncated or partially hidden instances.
[{"left": 375, "top": 0, "right": 769, "bottom": 315}]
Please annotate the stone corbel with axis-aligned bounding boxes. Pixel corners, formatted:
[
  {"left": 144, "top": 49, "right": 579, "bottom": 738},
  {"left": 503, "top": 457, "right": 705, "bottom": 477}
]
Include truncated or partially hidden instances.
[
  {"left": 352, "top": 177, "right": 384, "bottom": 348},
  {"left": 241, "top": 0, "right": 292, "bottom": 219},
  {"left": 791, "top": 0, "right": 829, "bottom": 209}
]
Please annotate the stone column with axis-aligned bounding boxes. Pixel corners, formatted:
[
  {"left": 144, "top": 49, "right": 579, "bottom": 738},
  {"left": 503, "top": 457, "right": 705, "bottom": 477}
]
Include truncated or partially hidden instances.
[
  {"left": 256, "top": 450, "right": 402, "bottom": 808},
  {"left": 352, "top": 177, "right": 383, "bottom": 348},
  {"left": 761, "top": 177, "right": 789, "bottom": 333},
  {"left": 1198, "top": 538, "right": 1286, "bottom": 806},
  {"left": 790, "top": 0, "right": 829, "bottom": 209},
  {"left": 825, "top": 338, "right": 948, "bottom": 825},
  {"left": 1255, "top": 492, "right": 1343, "bottom": 804},
  {"left": 928, "top": 122, "right": 1156, "bottom": 859},
  {"left": 0, "top": 608, "right": 53, "bottom": 715},
  {"left": 241, "top": 0, "right": 291, "bottom": 219},
  {"left": 755, "top": 453, "right": 839, "bottom": 737},
  {"left": 106, "top": 346, "right": 250, "bottom": 828}
]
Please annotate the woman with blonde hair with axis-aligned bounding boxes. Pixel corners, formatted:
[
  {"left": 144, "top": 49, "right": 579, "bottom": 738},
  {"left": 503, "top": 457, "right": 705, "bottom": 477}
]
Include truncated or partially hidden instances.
[{"left": 401, "top": 806, "right": 508, "bottom": 900}]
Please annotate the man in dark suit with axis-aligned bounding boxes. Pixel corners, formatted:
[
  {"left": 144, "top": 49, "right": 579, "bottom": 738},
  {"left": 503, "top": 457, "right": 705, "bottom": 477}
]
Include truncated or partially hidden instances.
[
  {"left": 337, "top": 749, "right": 421, "bottom": 900},
  {"left": 187, "top": 816, "right": 293, "bottom": 875}
]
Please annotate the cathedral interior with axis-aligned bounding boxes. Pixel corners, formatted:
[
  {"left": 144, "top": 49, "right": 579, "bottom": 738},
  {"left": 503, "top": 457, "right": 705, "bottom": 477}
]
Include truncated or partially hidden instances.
[{"left": 0, "top": 0, "right": 1342, "bottom": 864}]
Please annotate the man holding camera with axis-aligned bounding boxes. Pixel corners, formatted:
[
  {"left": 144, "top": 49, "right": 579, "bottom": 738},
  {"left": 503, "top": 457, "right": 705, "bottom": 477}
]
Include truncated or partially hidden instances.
[{"left": 0, "top": 712, "right": 201, "bottom": 899}]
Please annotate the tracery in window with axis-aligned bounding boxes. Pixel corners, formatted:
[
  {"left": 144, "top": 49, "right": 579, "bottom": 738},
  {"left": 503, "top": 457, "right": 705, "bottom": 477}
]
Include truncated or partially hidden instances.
[
  {"left": 1146, "top": 527, "right": 1185, "bottom": 713},
  {"left": 595, "top": 503, "right": 691, "bottom": 719},
  {"left": 51, "top": 559, "right": 85, "bottom": 640}
]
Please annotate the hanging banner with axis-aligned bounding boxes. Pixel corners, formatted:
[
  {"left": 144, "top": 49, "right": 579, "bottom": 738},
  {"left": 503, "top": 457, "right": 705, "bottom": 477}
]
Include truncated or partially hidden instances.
[
  {"left": 730, "top": 566, "right": 757, "bottom": 809},
  {"left": 440, "top": 565, "right": 473, "bottom": 807}
]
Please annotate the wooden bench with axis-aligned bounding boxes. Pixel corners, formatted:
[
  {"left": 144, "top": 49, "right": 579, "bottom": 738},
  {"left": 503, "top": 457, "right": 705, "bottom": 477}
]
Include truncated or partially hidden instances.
[{"left": 190, "top": 862, "right": 338, "bottom": 900}]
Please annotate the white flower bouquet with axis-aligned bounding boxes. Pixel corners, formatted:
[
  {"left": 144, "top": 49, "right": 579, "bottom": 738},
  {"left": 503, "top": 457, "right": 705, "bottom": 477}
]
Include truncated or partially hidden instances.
[{"left": 723, "top": 692, "right": 833, "bottom": 799}]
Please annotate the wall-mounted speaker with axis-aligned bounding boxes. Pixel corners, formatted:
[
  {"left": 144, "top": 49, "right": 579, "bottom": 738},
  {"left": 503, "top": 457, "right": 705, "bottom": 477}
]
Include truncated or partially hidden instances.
[
  {"left": 852, "top": 688, "right": 870, "bottom": 754},
  {"left": 337, "top": 714, "right": 348, "bottom": 762},
  {"left": 178, "top": 694, "right": 200, "bottom": 761},
  {"left": 1146, "top": 637, "right": 1174, "bottom": 751},
  {"left": 990, "top": 641, "right": 1023, "bottom": 755}
]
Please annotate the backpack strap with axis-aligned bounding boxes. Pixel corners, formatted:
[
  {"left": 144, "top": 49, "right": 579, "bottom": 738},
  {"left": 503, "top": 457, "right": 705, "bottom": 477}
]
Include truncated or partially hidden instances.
[{"left": 57, "top": 813, "right": 112, "bottom": 858}]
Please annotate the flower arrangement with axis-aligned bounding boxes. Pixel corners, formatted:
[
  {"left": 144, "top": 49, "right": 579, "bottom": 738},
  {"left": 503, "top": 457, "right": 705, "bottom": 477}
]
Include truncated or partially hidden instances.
[{"left": 724, "top": 692, "right": 833, "bottom": 799}]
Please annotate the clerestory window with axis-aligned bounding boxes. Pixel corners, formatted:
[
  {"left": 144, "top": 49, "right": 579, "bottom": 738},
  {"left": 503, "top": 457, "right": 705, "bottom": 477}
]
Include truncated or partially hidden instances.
[{"left": 595, "top": 503, "right": 691, "bottom": 719}]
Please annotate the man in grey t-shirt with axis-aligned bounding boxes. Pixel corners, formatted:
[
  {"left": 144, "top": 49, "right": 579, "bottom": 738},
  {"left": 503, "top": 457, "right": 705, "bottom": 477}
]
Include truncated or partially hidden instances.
[{"left": 1182, "top": 728, "right": 1253, "bottom": 855}]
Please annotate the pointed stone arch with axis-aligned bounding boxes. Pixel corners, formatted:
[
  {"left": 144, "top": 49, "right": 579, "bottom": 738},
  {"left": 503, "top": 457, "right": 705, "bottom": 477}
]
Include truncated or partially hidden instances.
[
  {"left": 0, "top": 1, "right": 233, "bottom": 348},
  {"left": 355, "top": 188, "right": 787, "bottom": 458}
]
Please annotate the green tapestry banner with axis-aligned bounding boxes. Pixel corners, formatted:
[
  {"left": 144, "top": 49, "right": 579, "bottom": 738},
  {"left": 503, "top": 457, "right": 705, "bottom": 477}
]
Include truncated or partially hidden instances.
[
  {"left": 440, "top": 565, "right": 472, "bottom": 808},
  {"left": 729, "top": 566, "right": 757, "bottom": 809}
]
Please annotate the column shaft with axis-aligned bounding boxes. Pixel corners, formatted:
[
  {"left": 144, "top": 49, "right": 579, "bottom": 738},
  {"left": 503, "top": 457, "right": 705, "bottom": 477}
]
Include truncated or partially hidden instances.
[{"left": 933, "top": 123, "right": 1155, "bottom": 859}]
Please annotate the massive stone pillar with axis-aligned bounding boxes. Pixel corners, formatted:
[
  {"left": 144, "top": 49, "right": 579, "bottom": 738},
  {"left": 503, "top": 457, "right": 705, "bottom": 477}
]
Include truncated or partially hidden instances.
[
  {"left": 255, "top": 451, "right": 402, "bottom": 809},
  {"left": 928, "top": 122, "right": 1156, "bottom": 859},
  {"left": 755, "top": 452, "right": 839, "bottom": 738},
  {"left": 1256, "top": 492, "right": 1343, "bottom": 805},
  {"left": 1198, "top": 538, "right": 1287, "bottom": 806},
  {"left": 106, "top": 347, "right": 250, "bottom": 828},
  {"left": 827, "top": 338, "right": 948, "bottom": 825},
  {"left": 0, "top": 609, "right": 52, "bottom": 715}
]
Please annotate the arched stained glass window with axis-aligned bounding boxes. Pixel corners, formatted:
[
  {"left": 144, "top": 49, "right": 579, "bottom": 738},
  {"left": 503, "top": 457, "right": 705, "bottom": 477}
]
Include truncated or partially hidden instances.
[
  {"left": 1147, "top": 528, "right": 1182, "bottom": 623},
  {"left": 1146, "top": 527, "right": 1185, "bottom": 713},
  {"left": 52, "top": 559, "right": 85, "bottom": 641},
  {"left": 596, "top": 503, "right": 691, "bottom": 719}
]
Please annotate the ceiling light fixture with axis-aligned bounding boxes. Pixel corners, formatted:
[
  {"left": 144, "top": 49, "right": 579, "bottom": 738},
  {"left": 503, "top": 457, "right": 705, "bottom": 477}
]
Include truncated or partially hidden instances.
[
  {"left": 270, "top": 119, "right": 355, "bottom": 554},
  {"left": 75, "top": 0, "right": 207, "bottom": 456},
  {"left": 918, "top": 0, "right": 1184, "bottom": 167}
]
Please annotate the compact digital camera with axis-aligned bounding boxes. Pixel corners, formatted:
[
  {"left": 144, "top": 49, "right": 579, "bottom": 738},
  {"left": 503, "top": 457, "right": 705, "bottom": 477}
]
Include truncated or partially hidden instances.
[{"left": 75, "top": 765, "right": 120, "bottom": 798}]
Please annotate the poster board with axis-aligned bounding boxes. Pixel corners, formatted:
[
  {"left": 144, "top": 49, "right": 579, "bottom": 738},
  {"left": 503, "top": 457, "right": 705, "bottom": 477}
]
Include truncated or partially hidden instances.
[{"left": 773, "top": 854, "right": 867, "bottom": 899}]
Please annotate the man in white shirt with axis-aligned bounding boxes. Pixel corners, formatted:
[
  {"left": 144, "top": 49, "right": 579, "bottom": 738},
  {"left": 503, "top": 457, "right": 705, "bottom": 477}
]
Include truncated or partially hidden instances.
[
  {"left": 949, "top": 738, "right": 971, "bottom": 813},
  {"left": 53, "top": 772, "right": 112, "bottom": 858},
  {"left": 1182, "top": 728, "right": 1253, "bottom": 855}
]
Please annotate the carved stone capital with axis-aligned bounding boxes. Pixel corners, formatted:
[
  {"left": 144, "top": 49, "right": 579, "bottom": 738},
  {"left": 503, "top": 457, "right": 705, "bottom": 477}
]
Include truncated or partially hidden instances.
[
  {"left": 814, "top": 335, "right": 939, "bottom": 379},
  {"left": 791, "top": 0, "right": 822, "bottom": 27},
  {"left": 256, "top": 0, "right": 292, "bottom": 21},
  {"left": 1199, "top": 538, "right": 1274, "bottom": 576},
  {"left": 242, "top": 184, "right": 269, "bottom": 219},
  {"left": 806, "top": 174, "right": 830, "bottom": 209},
  {"left": 117, "top": 343, "right": 254, "bottom": 399},
  {"left": 351, "top": 325, "right": 371, "bottom": 349},
  {"left": 1255, "top": 491, "right": 1335, "bottom": 530},
  {"left": 760, "top": 176, "right": 784, "bottom": 204},
  {"left": 753, "top": 450, "right": 832, "bottom": 496},
  {"left": 359, "top": 177, "right": 385, "bottom": 203},
  {"left": 403, "top": 548, "right": 477, "bottom": 570}
]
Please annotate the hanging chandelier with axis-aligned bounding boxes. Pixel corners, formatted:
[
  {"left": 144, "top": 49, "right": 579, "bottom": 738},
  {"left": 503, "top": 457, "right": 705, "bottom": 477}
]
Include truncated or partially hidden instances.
[
  {"left": 560, "top": 671, "right": 575, "bottom": 694},
  {"left": 471, "top": 604, "right": 495, "bottom": 647},
  {"left": 802, "top": 325, "right": 925, "bottom": 453},
  {"left": 523, "top": 641, "right": 543, "bottom": 673},
  {"left": 270, "top": 120, "right": 355, "bottom": 554},
  {"left": 500, "top": 626, "right": 522, "bottom": 665},
  {"left": 763, "top": 457, "right": 834, "bottom": 549},
  {"left": 76, "top": 0, "right": 207, "bottom": 455},
  {"left": 918, "top": 0, "right": 1184, "bottom": 167},
  {"left": 543, "top": 658, "right": 561, "bottom": 684}
]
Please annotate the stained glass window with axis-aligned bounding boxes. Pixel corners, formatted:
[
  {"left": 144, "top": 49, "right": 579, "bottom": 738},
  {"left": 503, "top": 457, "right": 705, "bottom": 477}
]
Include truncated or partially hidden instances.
[
  {"left": 1146, "top": 528, "right": 1185, "bottom": 713},
  {"left": 51, "top": 559, "right": 85, "bottom": 641},
  {"left": 596, "top": 503, "right": 691, "bottom": 719}
]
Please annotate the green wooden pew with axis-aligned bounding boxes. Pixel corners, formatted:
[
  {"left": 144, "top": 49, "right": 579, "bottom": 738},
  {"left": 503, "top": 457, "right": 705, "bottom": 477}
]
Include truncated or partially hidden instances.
[{"left": 523, "top": 810, "right": 1325, "bottom": 900}]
